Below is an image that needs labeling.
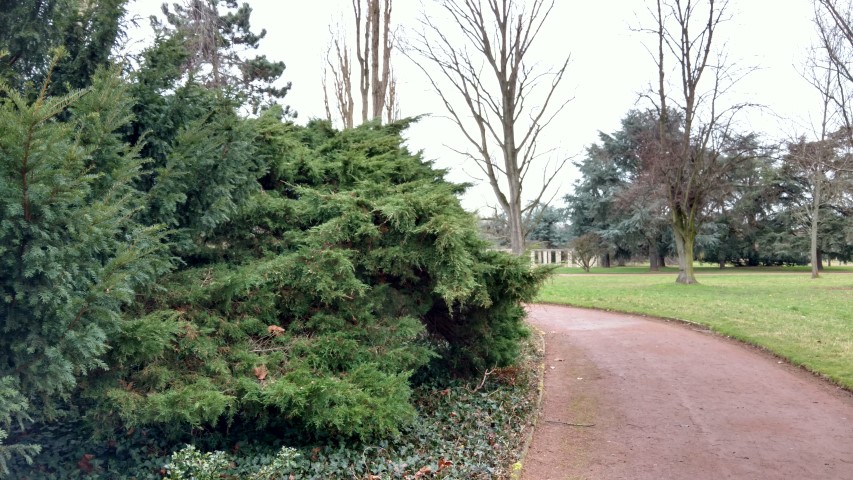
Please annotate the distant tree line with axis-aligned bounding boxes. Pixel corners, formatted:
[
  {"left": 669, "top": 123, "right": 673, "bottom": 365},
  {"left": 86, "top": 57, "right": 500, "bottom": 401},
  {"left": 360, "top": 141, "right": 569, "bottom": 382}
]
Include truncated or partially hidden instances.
[{"left": 562, "top": 109, "right": 853, "bottom": 270}]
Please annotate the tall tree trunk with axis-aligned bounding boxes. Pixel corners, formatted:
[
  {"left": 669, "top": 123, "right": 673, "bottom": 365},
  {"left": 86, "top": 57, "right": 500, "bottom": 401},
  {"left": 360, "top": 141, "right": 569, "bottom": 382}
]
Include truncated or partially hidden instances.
[
  {"left": 810, "top": 175, "right": 821, "bottom": 279},
  {"left": 503, "top": 74, "right": 524, "bottom": 255},
  {"left": 369, "top": 0, "right": 381, "bottom": 120},
  {"left": 379, "top": 0, "right": 392, "bottom": 121},
  {"left": 355, "top": 0, "right": 369, "bottom": 124}
]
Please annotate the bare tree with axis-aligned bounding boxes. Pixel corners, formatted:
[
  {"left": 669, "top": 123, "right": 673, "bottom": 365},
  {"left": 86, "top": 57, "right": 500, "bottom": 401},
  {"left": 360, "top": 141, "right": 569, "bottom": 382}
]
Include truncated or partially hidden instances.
[
  {"left": 324, "top": 27, "right": 356, "bottom": 128},
  {"left": 788, "top": 30, "right": 853, "bottom": 277},
  {"left": 815, "top": 0, "right": 853, "bottom": 140},
  {"left": 571, "top": 233, "right": 605, "bottom": 273},
  {"left": 790, "top": 1, "right": 853, "bottom": 276},
  {"left": 406, "top": 0, "right": 571, "bottom": 256},
  {"left": 323, "top": 0, "right": 398, "bottom": 127},
  {"left": 783, "top": 137, "right": 850, "bottom": 278},
  {"left": 640, "top": 0, "right": 752, "bottom": 284}
]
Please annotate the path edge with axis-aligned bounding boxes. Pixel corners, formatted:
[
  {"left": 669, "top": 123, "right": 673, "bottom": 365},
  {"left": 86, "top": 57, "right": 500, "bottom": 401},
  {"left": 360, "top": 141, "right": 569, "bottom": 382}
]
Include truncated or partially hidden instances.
[{"left": 508, "top": 319, "right": 547, "bottom": 480}]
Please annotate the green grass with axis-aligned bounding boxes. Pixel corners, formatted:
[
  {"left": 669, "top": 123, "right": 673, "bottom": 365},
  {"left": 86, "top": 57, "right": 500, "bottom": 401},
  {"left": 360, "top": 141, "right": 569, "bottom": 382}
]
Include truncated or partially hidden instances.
[
  {"left": 551, "top": 264, "right": 853, "bottom": 274},
  {"left": 535, "top": 271, "right": 853, "bottom": 389}
]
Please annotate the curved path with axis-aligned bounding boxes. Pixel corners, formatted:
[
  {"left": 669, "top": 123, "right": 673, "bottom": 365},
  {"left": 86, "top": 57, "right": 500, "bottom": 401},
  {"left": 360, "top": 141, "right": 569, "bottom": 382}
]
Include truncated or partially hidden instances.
[{"left": 521, "top": 304, "right": 853, "bottom": 480}]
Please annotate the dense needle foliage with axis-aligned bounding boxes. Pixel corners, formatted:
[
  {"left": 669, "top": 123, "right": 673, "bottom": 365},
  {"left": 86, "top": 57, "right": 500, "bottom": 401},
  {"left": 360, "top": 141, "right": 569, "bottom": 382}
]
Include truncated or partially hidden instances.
[
  {"left": 0, "top": 67, "right": 171, "bottom": 475},
  {"left": 81, "top": 116, "right": 546, "bottom": 443}
]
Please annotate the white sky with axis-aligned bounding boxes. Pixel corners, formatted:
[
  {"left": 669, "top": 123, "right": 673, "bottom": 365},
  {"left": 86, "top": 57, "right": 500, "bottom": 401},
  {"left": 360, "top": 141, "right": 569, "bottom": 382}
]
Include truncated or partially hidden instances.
[{"left": 126, "top": 0, "right": 821, "bottom": 213}]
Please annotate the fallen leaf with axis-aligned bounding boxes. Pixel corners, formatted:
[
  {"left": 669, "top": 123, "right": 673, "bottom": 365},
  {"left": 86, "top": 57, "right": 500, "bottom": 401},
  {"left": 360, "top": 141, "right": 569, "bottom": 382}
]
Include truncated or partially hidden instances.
[
  {"left": 267, "top": 325, "right": 285, "bottom": 336},
  {"left": 415, "top": 466, "right": 432, "bottom": 478},
  {"left": 78, "top": 454, "right": 94, "bottom": 474}
]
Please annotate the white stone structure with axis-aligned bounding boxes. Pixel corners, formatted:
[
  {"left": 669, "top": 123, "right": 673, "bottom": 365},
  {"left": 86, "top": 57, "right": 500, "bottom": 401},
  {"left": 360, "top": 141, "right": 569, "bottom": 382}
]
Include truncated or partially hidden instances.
[{"left": 529, "top": 249, "right": 573, "bottom": 266}]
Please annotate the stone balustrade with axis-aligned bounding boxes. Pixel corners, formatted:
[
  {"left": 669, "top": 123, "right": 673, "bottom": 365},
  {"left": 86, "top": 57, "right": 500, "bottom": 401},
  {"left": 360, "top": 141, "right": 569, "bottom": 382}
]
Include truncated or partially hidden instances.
[{"left": 529, "top": 249, "right": 573, "bottom": 266}]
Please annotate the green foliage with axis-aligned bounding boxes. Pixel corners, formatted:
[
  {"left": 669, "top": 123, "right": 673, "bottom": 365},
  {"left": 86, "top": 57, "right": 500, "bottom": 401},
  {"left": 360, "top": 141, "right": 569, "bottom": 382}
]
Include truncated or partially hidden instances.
[
  {"left": 0, "top": 0, "right": 68, "bottom": 86},
  {"left": 141, "top": 92, "right": 264, "bottom": 255},
  {"left": 165, "top": 445, "right": 300, "bottom": 480},
  {"left": 126, "top": 37, "right": 270, "bottom": 257},
  {"left": 0, "top": 67, "right": 170, "bottom": 420},
  {"left": 164, "top": 445, "right": 230, "bottom": 480},
  {"left": 79, "top": 118, "right": 544, "bottom": 443},
  {"left": 564, "top": 110, "right": 671, "bottom": 266},
  {"left": 526, "top": 205, "right": 570, "bottom": 248},
  {"left": 2, "top": 17, "right": 542, "bottom": 467},
  {"left": 0, "top": 0, "right": 128, "bottom": 93},
  {"left": 0, "top": 377, "right": 41, "bottom": 477},
  {"left": 10, "top": 336, "right": 543, "bottom": 478}
]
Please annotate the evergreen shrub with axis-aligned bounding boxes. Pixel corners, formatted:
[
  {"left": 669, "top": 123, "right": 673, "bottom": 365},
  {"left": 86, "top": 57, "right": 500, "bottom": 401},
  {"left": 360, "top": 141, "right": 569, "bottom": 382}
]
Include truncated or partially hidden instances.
[{"left": 88, "top": 117, "right": 548, "bottom": 441}]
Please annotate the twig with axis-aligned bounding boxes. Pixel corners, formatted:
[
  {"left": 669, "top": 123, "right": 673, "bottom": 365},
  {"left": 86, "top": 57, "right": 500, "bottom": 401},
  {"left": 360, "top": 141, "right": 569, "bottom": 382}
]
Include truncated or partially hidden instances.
[
  {"left": 544, "top": 420, "right": 595, "bottom": 427},
  {"left": 468, "top": 366, "right": 496, "bottom": 392}
]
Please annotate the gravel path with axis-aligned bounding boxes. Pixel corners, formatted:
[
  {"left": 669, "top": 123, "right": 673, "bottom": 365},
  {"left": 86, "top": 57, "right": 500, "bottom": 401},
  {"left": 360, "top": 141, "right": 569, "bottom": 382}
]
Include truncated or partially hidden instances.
[{"left": 521, "top": 304, "right": 853, "bottom": 480}]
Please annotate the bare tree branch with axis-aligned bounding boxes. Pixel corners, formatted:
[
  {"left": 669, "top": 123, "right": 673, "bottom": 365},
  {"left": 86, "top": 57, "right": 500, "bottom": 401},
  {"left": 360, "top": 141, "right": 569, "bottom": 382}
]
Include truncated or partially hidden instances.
[
  {"left": 405, "top": 0, "right": 571, "bottom": 254},
  {"left": 324, "top": 1, "right": 398, "bottom": 128}
]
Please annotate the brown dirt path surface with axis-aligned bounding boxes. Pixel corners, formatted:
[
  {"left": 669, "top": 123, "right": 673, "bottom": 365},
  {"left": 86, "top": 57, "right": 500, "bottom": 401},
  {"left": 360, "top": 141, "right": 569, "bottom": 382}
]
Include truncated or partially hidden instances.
[{"left": 521, "top": 304, "right": 853, "bottom": 480}]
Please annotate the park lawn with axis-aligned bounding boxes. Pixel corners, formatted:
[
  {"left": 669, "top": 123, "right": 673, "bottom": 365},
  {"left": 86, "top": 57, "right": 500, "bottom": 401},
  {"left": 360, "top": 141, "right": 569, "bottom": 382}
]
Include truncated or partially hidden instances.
[
  {"left": 551, "top": 264, "right": 853, "bottom": 274},
  {"left": 536, "top": 272, "right": 853, "bottom": 389}
]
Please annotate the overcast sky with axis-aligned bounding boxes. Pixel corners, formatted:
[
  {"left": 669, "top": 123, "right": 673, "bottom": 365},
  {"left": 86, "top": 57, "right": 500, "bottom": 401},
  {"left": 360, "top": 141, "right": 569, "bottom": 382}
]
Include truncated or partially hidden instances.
[{"left": 126, "top": 0, "right": 820, "bottom": 213}]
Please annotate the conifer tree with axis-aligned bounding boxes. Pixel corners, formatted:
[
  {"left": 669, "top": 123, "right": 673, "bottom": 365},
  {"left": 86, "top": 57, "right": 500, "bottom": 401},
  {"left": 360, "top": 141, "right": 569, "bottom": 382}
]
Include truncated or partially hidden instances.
[
  {"left": 0, "top": 65, "right": 170, "bottom": 440},
  {"left": 124, "top": 31, "right": 275, "bottom": 259},
  {"left": 155, "top": 0, "right": 292, "bottom": 114}
]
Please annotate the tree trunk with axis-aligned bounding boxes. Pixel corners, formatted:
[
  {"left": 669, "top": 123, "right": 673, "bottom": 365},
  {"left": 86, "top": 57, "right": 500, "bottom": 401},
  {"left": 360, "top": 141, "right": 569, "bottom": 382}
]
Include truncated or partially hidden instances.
[
  {"left": 649, "top": 244, "right": 660, "bottom": 271},
  {"left": 810, "top": 176, "right": 821, "bottom": 279},
  {"left": 369, "top": 0, "right": 382, "bottom": 120},
  {"left": 817, "top": 250, "right": 824, "bottom": 271},
  {"left": 672, "top": 211, "right": 698, "bottom": 284},
  {"left": 507, "top": 203, "right": 525, "bottom": 256},
  {"left": 718, "top": 258, "right": 725, "bottom": 269}
]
